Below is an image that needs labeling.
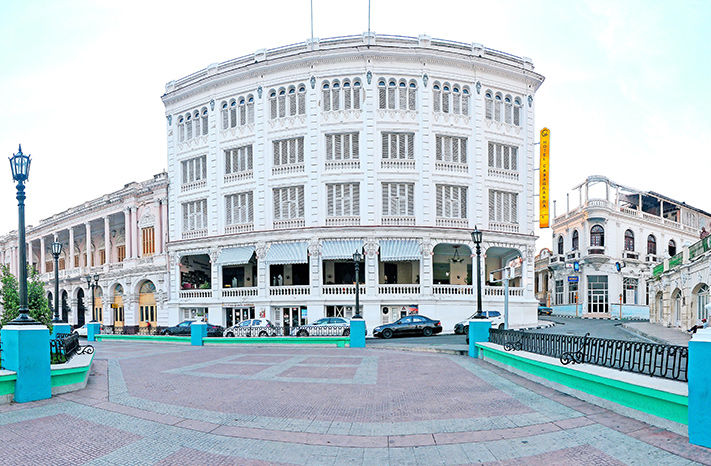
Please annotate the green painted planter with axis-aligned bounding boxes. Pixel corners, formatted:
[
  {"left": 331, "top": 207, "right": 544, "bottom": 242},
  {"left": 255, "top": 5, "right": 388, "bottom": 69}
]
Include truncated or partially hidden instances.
[
  {"left": 477, "top": 343, "right": 688, "bottom": 425},
  {"left": 0, "top": 372, "right": 17, "bottom": 397},
  {"left": 51, "top": 353, "right": 94, "bottom": 389}
]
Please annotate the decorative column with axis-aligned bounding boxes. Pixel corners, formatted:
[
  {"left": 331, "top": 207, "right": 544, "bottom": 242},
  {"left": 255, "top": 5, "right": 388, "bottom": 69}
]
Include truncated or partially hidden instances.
[
  {"left": 68, "top": 227, "right": 75, "bottom": 270},
  {"left": 364, "top": 240, "right": 379, "bottom": 297},
  {"left": 154, "top": 200, "right": 163, "bottom": 254},
  {"left": 161, "top": 199, "right": 168, "bottom": 254},
  {"left": 255, "top": 243, "right": 268, "bottom": 300},
  {"left": 39, "top": 237, "right": 46, "bottom": 273},
  {"left": 27, "top": 241, "right": 33, "bottom": 272},
  {"left": 131, "top": 207, "right": 139, "bottom": 258},
  {"left": 85, "top": 222, "right": 92, "bottom": 268},
  {"left": 420, "top": 240, "right": 433, "bottom": 295},
  {"left": 123, "top": 208, "right": 131, "bottom": 259},
  {"left": 104, "top": 216, "right": 111, "bottom": 265},
  {"left": 308, "top": 242, "right": 321, "bottom": 296}
]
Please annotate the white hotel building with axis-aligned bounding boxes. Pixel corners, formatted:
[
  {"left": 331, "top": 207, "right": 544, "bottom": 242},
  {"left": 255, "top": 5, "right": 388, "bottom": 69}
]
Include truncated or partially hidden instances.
[
  {"left": 162, "top": 34, "right": 544, "bottom": 332},
  {"left": 549, "top": 176, "right": 711, "bottom": 319}
]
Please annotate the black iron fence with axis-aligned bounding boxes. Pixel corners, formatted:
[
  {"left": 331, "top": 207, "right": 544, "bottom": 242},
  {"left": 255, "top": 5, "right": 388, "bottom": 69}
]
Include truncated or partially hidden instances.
[
  {"left": 50, "top": 333, "right": 94, "bottom": 364},
  {"left": 223, "top": 325, "right": 281, "bottom": 337},
  {"left": 291, "top": 325, "right": 350, "bottom": 337},
  {"left": 488, "top": 328, "right": 688, "bottom": 382}
]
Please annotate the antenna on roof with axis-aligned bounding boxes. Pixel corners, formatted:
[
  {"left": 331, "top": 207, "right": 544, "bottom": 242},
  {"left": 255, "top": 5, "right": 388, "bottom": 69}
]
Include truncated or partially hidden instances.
[
  {"left": 310, "top": 0, "right": 314, "bottom": 43},
  {"left": 368, "top": 0, "right": 371, "bottom": 36}
]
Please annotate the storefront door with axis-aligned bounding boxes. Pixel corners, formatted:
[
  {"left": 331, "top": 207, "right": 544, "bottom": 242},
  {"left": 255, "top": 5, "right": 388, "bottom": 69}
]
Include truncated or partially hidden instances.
[
  {"left": 225, "top": 307, "right": 255, "bottom": 327},
  {"left": 278, "top": 307, "right": 304, "bottom": 335}
]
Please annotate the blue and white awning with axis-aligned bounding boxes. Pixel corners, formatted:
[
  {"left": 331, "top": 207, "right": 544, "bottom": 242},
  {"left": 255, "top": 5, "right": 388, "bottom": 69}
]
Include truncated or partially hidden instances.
[
  {"left": 380, "top": 240, "right": 421, "bottom": 261},
  {"left": 321, "top": 240, "right": 364, "bottom": 260},
  {"left": 218, "top": 246, "right": 255, "bottom": 265},
  {"left": 265, "top": 242, "right": 309, "bottom": 265}
]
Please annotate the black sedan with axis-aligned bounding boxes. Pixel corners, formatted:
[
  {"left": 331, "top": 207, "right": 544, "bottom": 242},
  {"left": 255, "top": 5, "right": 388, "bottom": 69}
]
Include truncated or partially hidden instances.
[
  {"left": 162, "top": 320, "right": 224, "bottom": 337},
  {"left": 372, "top": 315, "right": 442, "bottom": 339}
]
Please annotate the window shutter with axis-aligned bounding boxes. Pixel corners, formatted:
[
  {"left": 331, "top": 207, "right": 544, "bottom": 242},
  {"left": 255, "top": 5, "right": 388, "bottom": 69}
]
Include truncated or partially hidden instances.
[
  {"left": 511, "top": 194, "right": 518, "bottom": 223},
  {"left": 353, "top": 85, "right": 360, "bottom": 110},
  {"left": 297, "top": 137, "right": 304, "bottom": 163},
  {"left": 270, "top": 94, "right": 277, "bottom": 119},
  {"left": 462, "top": 93, "right": 469, "bottom": 115},
  {"left": 460, "top": 187, "right": 467, "bottom": 218},
  {"left": 408, "top": 85, "right": 416, "bottom": 110},
  {"left": 435, "top": 135, "right": 442, "bottom": 161},
  {"left": 182, "top": 204, "right": 189, "bottom": 230},
  {"left": 511, "top": 147, "right": 517, "bottom": 170},
  {"left": 327, "top": 184, "right": 334, "bottom": 216},
  {"left": 273, "top": 188, "right": 281, "bottom": 220},
  {"left": 407, "top": 184, "right": 414, "bottom": 215},
  {"left": 247, "top": 192, "right": 254, "bottom": 222},
  {"left": 298, "top": 91, "right": 306, "bottom": 114},
  {"left": 378, "top": 86, "right": 386, "bottom": 109},
  {"left": 335, "top": 134, "right": 342, "bottom": 160},
  {"left": 436, "top": 185, "right": 443, "bottom": 217},
  {"left": 201, "top": 156, "right": 207, "bottom": 179},
  {"left": 407, "top": 133, "right": 414, "bottom": 159},
  {"left": 326, "top": 134, "right": 333, "bottom": 160},
  {"left": 382, "top": 184, "right": 389, "bottom": 215},
  {"left": 332, "top": 86, "right": 340, "bottom": 111},
  {"left": 433, "top": 89, "right": 440, "bottom": 112},
  {"left": 298, "top": 186, "right": 305, "bottom": 217},
  {"left": 222, "top": 109, "right": 228, "bottom": 129},
  {"left": 248, "top": 101, "right": 254, "bottom": 123},
  {"left": 390, "top": 134, "right": 398, "bottom": 159},
  {"left": 353, "top": 184, "right": 360, "bottom": 215},
  {"left": 225, "top": 195, "right": 233, "bottom": 225},
  {"left": 399, "top": 84, "right": 407, "bottom": 110},
  {"left": 485, "top": 98, "right": 493, "bottom": 119},
  {"left": 344, "top": 85, "right": 351, "bottom": 109},
  {"left": 352, "top": 133, "right": 359, "bottom": 159},
  {"left": 382, "top": 133, "right": 389, "bottom": 159},
  {"left": 489, "top": 191, "right": 495, "bottom": 221},
  {"left": 461, "top": 139, "right": 467, "bottom": 163},
  {"left": 387, "top": 84, "right": 395, "bottom": 109}
]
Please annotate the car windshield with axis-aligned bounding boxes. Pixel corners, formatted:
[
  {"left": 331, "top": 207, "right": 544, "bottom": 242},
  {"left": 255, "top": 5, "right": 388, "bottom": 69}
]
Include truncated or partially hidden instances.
[
  {"left": 315, "top": 319, "right": 329, "bottom": 325},
  {"left": 489, "top": 311, "right": 501, "bottom": 317},
  {"left": 332, "top": 318, "right": 347, "bottom": 324}
]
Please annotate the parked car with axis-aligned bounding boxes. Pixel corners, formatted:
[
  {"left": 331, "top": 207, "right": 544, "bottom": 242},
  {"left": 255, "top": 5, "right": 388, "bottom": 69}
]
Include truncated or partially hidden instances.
[
  {"left": 223, "top": 319, "right": 278, "bottom": 337},
  {"left": 162, "top": 320, "right": 224, "bottom": 337},
  {"left": 373, "top": 315, "right": 442, "bottom": 339},
  {"left": 291, "top": 317, "right": 357, "bottom": 336},
  {"left": 72, "top": 323, "right": 104, "bottom": 337},
  {"left": 454, "top": 311, "right": 504, "bottom": 334},
  {"left": 538, "top": 305, "right": 553, "bottom": 316}
]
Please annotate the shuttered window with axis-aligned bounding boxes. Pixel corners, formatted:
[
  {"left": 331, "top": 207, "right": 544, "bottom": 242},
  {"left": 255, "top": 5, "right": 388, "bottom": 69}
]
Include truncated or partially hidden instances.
[
  {"left": 225, "top": 145, "right": 253, "bottom": 174},
  {"left": 182, "top": 199, "right": 208, "bottom": 232},
  {"left": 220, "top": 95, "right": 255, "bottom": 129},
  {"left": 488, "top": 190, "right": 518, "bottom": 223},
  {"left": 327, "top": 183, "right": 360, "bottom": 217},
  {"left": 326, "top": 133, "right": 359, "bottom": 160},
  {"left": 181, "top": 155, "right": 207, "bottom": 184},
  {"left": 487, "top": 142, "right": 518, "bottom": 170},
  {"left": 225, "top": 191, "right": 253, "bottom": 225},
  {"left": 436, "top": 185, "right": 467, "bottom": 219},
  {"left": 435, "top": 135, "right": 467, "bottom": 163},
  {"left": 273, "top": 186, "right": 305, "bottom": 220},
  {"left": 269, "top": 84, "right": 306, "bottom": 120},
  {"left": 485, "top": 90, "right": 522, "bottom": 126},
  {"left": 177, "top": 107, "right": 208, "bottom": 141},
  {"left": 377, "top": 78, "right": 417, "bottom": 110},
  {"left": 273, "top": 137, "right": 305, "bottom": 166},
  {"left": 381, "top": 132, "right": 415, "bottom": 159},
  {"left": 141, "top": 227, "right": 155, "bottom": 256},
  {"left": 382, "top": 183, "right": 414, "bottom": 216}
]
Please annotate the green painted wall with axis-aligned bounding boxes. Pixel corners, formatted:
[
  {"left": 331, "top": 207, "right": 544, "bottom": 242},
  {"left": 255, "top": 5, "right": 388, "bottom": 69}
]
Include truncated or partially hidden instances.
[
  {"left": 0, "top": 374, "right": 16, "bottom": 396},
  {"left": 50, "top": 354, "right": 94, "bottom": 388},
  {"left": 477, "top": 344, "right": 688, "bottom": 425}
]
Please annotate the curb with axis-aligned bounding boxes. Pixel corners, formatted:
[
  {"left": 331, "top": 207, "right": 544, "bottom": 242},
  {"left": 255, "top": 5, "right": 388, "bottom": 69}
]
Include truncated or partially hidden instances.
[
  {"left": 369, "top": 345, "right": 468, "bottom": 356},
  {"left": 620, "top": 323, "right": 689, "bottom": 347},
  {"left": 517, "top": 321, "right": 555, "bottom": 331}
]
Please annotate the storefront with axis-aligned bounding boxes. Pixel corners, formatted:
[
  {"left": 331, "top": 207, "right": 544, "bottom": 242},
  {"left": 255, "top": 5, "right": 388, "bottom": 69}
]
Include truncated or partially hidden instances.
[
  {"left": 272, "top": 306, "right": 307, "bottom": 335},
  {"left": 225, "top": 306, "right": 255, "bottom": 327}
]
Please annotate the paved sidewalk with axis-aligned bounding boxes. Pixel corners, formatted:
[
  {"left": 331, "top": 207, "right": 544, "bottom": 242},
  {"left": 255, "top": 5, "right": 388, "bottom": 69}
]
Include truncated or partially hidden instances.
[
  {"left": 621, "top": 322, "right": 692, "bottom": 346},
  {"left": 0, "top": 340, "right": 708, "bottom": 465}
]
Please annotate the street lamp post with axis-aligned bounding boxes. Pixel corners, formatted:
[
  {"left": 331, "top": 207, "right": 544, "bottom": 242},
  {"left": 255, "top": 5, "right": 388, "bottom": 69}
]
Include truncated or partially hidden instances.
[
  {"left": 353, "top": 250, "right": 363, "bottom": 319},
  {"left": 86, "top": 274, "right": 100, "bottom": 323},
  {"left": 51, "top": 241, "right": 63, "bottom": 322},
  {"left": 8, "top": 145, "right": 34, "bottom": 325},
  {"left": 471, "top": 226, "right": 483, "bottom": 318}
]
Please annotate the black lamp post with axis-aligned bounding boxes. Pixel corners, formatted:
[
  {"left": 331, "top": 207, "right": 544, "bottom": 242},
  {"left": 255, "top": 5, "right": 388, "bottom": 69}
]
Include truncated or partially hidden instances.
[
  {"left": 471, "top": 226, "right": 484, "bottom": 318},
  {"left": 51, "top": 241, "right": 63, "bottom": 322},
  {"left": 86, "top": 274, "right": 100, "bottom": 323},
  {"left": 353, "top": 250, "right": 363, "bottom": 319},
  {"left": 8, "top": 145, "right": 34, "bottom": 325}
]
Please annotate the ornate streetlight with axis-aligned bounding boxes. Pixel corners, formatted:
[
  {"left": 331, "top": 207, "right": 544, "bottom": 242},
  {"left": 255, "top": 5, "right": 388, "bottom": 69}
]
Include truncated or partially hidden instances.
[
  {"left": 352, "top": 250, "right": 363, "bottom": 319},
  {"left": 471, "top": 226, "right": 484, "bottom": 318},
  {"left": 85, "top": 274, "right": 100, "bottom": 323},
  {"left": 8, "top": 145, "right": 34, "bottom": 325},
  {"left": 51, "top": 241, "right": 63, "bottom": 322}
]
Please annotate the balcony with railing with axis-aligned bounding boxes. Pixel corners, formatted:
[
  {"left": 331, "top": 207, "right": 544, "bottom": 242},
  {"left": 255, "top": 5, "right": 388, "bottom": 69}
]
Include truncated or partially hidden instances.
[
  {"left": 272, "top": 163, "right": 305, "bottom": 176},
  {"left": 322, "top": 284, "right": 366, "bottom": 295},
  {"left": 182, "top": 229, "right": 208, "bottom": 240},
  {"left": 179, "top": 289, "right": 213, "bottom": 299},
  {"left": 484, "top": 286, "right": 524, "bottom": 297},
  {"left": 225, "top": 223, "right": 254, "bottom": 234},
  {"left": 269, "top": 285, "right": 311, "bottom": 296},
  {"left": 489, "top": 222, "right": 520, "bottom": 233},
  {"left": 325, "top": 159, "right": 360, "bottom": 171},
  {"left": 381, "top": 159, "right": 415, "bottom": 170},
  {"left": 273, "top": 218, "right": 305, "bottom": 229},
  {"left": 622, "top": 250, "right": 640, "bottom": 260},
  {"left": 432, "top": 285, "right": 472, "bottom": 295},
  {"left": 180, "top": 180, "right": 207, "bottom": 193},
  {"left": 382, "top": 215, "right": 416, "bottom": 226},
  {"left": 222, "top": 287, "right": 258, "bottom": 298},
  {"left": 325, "top": 216, "right": 360, "bottom": 226},
  {"left": 378, "top": 284, "right": 420, "bottom": 295},
  {"left": 487, "top": 167, "right": 519, "bottom": 181},
  {"left": 436, "top": 217, "right": 468, "bottom": 228},
  {"left": 435, "top": 161, "right": 468, "bottom": 173},
  {"left": 224, "top": 170, "right": 253, "bottom": 184}
]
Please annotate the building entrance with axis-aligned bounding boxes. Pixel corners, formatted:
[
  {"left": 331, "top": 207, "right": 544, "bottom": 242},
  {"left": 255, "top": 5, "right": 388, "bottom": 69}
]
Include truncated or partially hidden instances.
[
  {"left": 274, "top": 306, "right": 306, "bottom": 335},
  {"left": 587, "top": 275, "right": 609, "bottom": 314},
  {"left": 225, "top": 306, "right": 255, "bottom": 328}
]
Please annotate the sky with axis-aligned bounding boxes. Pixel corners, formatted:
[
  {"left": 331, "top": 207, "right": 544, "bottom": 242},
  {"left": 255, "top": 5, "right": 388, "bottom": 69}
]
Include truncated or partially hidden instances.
[{"left": 0, "top": 0, "right": 709, "bottom": 251}]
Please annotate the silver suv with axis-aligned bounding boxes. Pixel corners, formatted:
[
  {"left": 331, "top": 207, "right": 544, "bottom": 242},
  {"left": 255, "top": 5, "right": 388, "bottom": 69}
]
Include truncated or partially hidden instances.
[
  {"left": 223, "top": 319, "right": 278, "bottom": 337},
  {"left": 291, "top": 317, "right": 353, "bottom": 336}
]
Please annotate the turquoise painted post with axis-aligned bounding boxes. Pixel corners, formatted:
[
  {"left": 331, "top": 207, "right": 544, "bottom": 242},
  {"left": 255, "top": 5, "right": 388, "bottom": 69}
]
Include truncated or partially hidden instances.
[
  {"left": 86, "top": 322, "right": 101, "bottom": 342},
  {"left": 468, "top": 319, "right": 491, "bottom": 358},
  {"left": 191, "top": 322, "right": 207, "bottom": 346},
  {"left": 0, "top": 324, "right": 51, "bottom": 402},
  {"left": 349, "top": 319, "right": 366, "bottom": 348},
  {"left": 689, "top": 327, "right": 711, "bottom": 448},
  {"left": 50, "top": 323, "right": 72, "bottom": 340}
]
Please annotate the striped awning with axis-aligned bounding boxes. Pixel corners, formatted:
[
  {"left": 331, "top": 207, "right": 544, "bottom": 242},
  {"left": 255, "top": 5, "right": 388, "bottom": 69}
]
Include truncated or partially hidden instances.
[
  {"left": 321, "top": 240, "right": 364, "bottom": 260},
  {"left": 380, "top": 239, "right": 421, "bottom": 261},
  {"left": 265, "top": 242, "right": 309, "bottom": 265},
  {"left": 218, "top": 246, "right": 255, "bottom": 265}
]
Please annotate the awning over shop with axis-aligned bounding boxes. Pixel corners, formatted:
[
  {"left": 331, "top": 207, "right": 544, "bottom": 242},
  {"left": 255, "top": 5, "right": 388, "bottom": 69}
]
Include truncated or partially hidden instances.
[
  {"left": 379, "top": 239, "right": 421, "bottom": 262},
  {"left": 217, "top": 246, "right": 255, "bottom": 266},
  {"left": 265, "top": 242, "right": 309, "bottom": 265},
  {"left": 321, "top": 240, "right": 364, "bottom": 260}
]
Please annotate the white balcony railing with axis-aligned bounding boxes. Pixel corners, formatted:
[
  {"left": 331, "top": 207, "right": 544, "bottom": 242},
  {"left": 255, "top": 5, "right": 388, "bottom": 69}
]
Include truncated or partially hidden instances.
[
  {"left": 484, "top": 286, "right": 524, "bottom": 297},
  {"left": 646, "top": 254, "right": 658, "bottom": 263},
  {"left": 586, "top": 199, "right": 613, "bottom": 209},
  {"left": 435, "top": 161, "right": 468, "bottom": 173},
  {"left": 550, "top": 254, "right": 565, "bottom": 263},
  {"left": 381, "top": 159, "right": 415, "bottom": 170},
  {"left": 225, "top": 223, "right": 254, "bottom": 234},
  {"left": 269, "top": 285, "right": 311, "bottom": 296},
  {"left": 180, "top": 180, "right": 207, "bottom": 193},
  {"left": 489, "top": 222, "right": 520, "bottom": 233},
  {"left": 432, "top": 285, "right": 473, "bottom": 295},
  {"left": 325, "top": 216, "right": 360, "bottom": 226},
  {"left": 222, "top": 287, "right": 258, "bottom": 298},
  {"left": 436, "top": 218, "right": 468, "bottom": 228},
  {"left": 622, "top": 250, "right": 640, "bottom": 260},
  {"left": 487, "top": 167, "right": 519, "bottom": 180},
  {"left": 382, "top": 216, "right": 416, "bottom": 226},
  {"left": 587, "top": 246, "right": 606, "bottom": 255},
  {"left": 272, "top": 163, "right": 305, "bottom": 176},
  {"left": 325, "top": 159, "right": 360, "bottom": 171},
  {"left": 378, "top": 284, "right": 420, "bottom": 295},
  {"left": 322, "top": 284, "right": 366, "bottom": 295},
  {"left": 566, "top": 251, "right": 581, "bottom": 261},
  {"left": 273, "top": 218, "right": 305, "bottom": 229},
  {"left": 224, "top": 170, "right": 253, "bottom": 184},
  {"left": 179, "top": 289, "right": 213, "bottom": 299},
  {"left": 182, "top": 229, "right": 208, "bottom": 240}
]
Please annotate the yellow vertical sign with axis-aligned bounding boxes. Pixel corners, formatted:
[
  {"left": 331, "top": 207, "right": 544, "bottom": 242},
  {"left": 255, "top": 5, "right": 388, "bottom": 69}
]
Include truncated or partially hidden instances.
[{"left": 539, "top": 128, "right": 550, "bottom": 228}]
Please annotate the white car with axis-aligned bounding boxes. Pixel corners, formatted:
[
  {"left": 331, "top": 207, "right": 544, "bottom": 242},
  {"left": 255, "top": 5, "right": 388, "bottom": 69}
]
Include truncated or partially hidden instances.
[
  {"left": 454, "top": 311, "right": 505, "bottom": 334},
  {"left": 72, "top": 323, "right": 104, "bottom": 337},
  {"left": 223, "top": 319, "right": 278, "bottom": 337}
]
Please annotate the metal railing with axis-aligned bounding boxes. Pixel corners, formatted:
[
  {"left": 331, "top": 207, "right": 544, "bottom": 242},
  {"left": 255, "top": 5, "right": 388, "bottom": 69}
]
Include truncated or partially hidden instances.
[
  {"left": 50, "top": 333, "right": 94, "bottom": 364},
  {"left": 489, "top": 328, "right": 688, "bottom": 382},
  {"left": 291, "top": 325, "right": 350, "bottom": 337}
]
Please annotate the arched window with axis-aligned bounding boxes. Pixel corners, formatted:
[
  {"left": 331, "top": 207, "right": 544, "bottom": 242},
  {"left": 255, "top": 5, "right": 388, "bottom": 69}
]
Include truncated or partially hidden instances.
[
  {"left": 378, "top": 80, "right": 386, "bottom": 109},
  {"left": 387, "top": 80, "right": 396, "bottom": 109},
  {"left": 140, "top": 281, "right": 156, "bottom": 294},
  {"left": 647, "top": 235, "right": 657, "bottom": 255},
  {"left": 452, "top": 87, "right": 461, "bottom": 114},
  {"left": 238, "top": 98, "right": 246, "bottom": 125},
  {"left": 433, "top": 83, "right": 441, "bottom": 112},
  {"left": 331, "top": 81, "right": 340, "bottom": 111},
  {"left": 287, "top": 86, "right": 297, "bottom": 116},
  {"left": 185, "top": 113, "right": 192, "bottom": 139},
  {"left": 485, "top": 90, "right": 493, "bottom": 120},
  {"left": 442, "top": 83, "right": 450, "bottom": 113},
  {"left": 557, "top": 236, "right": 564, "bottom": 255},
  {"left": 462, "top": 87, "right": 470, "bottom": 115},
  {"left": 398, "top": 80, "right": 407, "bottom": 110},
  {"left": 494, "top": 93, "right": 503, "bottom": 121},
  {"left": 342, "top": 80, "right": 350, "bottom": 109},
  {"left": 408, "top": 80, "right": 417, "bottom": 110},
  {"left": 572, "top": 230, "right": 579, "bottom": 251},
  {"left": 513, "top": 97, "right": 522, "bottom": 126},
  {"left": 297, "top": 85, "right": 306, "bottom": 114},
  {"left": 269, "top": 90, "right": 277, "bottom": 119},
  {"left": 352, "top": 80, "right": 361, "bottom": 110},
  {"left": 278, "top": 88, "right": 286, "bottom": 117},
  {"left": 668, "top": 239, "right": 676, "bottom": 256},
  {"left": 624, "top": 229, "right": 635, "bottom": 251},
  {"left": 590, "top": 225, "right": 605, "bottom": 247},
  {"left": 201, "top": 108, "right": 208, "bottom": 135},
  {"left": 220, "top": 101, "right": 228, "bottom": 129},
  {"left": 178, "top": 116, "right": 185, "bottom": 141},
  {"left": 697, "top": 284, "right": 710, "bottom": 320},
  {"left": 193, "top": 110, "right": 201, "bottom": 137},
  {"left": 247, "top": 94, "right": 255, "bottom": 123},
  {"left": 504, "top": 95, "right": 512, "bottom": 124},
  {"left": 229, "top": 99, "right": 237, "bottom": 127}
]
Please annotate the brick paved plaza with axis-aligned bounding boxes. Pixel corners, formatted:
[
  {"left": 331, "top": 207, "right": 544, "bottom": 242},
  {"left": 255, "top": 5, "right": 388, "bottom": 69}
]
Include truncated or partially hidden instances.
[{"left": 0, "top": 341, "right": 709, "bottom": 465}]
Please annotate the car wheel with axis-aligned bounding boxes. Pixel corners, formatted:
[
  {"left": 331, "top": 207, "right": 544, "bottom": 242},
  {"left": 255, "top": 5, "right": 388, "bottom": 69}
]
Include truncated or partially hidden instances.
[
  {"left": 382, "top": 328, "right": 393, "bottom": 339},
  {"left": 343, "top": 328, "right": 350, "bottom": 336},
  {"left": 454, "top": 327, "right": 462, "bottom": 335},
  {"left": 297, "top": 330, "right": 308, "bottom": 337},
  {"left": 225, "top": 331, "right": 234, "bottom": 337},
  {"left": 498, "top": 323, "right": 504, "bottom": 330},
  {"left": 423, "top": 327, "right": 433, "bottom": 337},
  {"left": 259, "top": 331, "right": 267, "bottom": 337}
]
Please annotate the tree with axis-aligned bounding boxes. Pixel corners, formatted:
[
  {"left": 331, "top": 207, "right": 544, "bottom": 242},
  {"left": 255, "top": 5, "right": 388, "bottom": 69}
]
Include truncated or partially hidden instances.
[{"left": 0, "top": 265, "right": 53, "bottom": 331}]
